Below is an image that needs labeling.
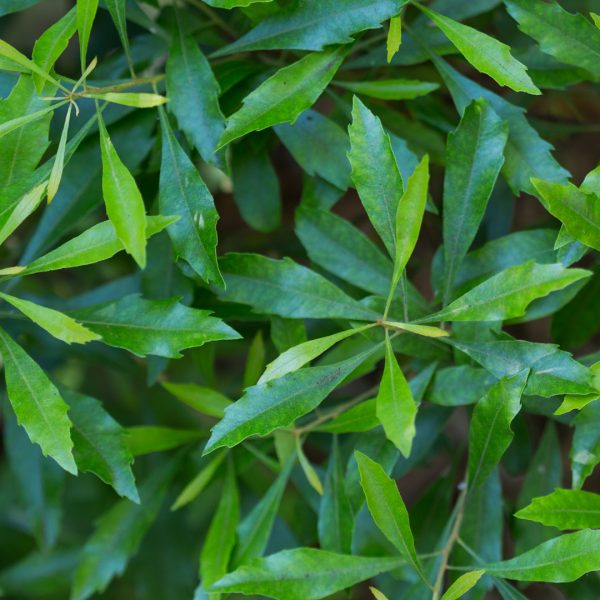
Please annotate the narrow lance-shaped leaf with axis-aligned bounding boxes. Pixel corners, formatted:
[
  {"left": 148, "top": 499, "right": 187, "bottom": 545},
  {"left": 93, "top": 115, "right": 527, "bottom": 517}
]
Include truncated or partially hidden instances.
[
  {"left": 0, "top": 292, "right": 99, "bottom": 345},
  {"left": 31, "top": 6, "right": 76, "bottom": 92},
  {"left": 200, "top": 461, "right": 239, "bottom": 599},
  {"left": 0, "top": 103, "right": 64, "bottom": 141},
  {"left": 47, "top": 103, "right": 72, "bottom": 203},
  {"left": 296, "top": 439, "right": 324, "bottom": 495},
  {"left": 440, "top": 570, "right": 486, "bottom": 600},
  {"left": 97, "top": 108, "right": 147, "bottom": 269},
  {"left": 335, "top": 79, "right": 438, "bottom": 101},
  {"left": 516, "top": 488, "right": 600, "bottom": 530},
  {"left": 0, "top": 39, "right": 61, "bottom": 89},
  {"left": 417, "top": 5, "right": 539, "bottom": 95},
  {"left": 0, "top": 182, "right": 47, "bottom": 246},
  {"left": 570, "top": 401, "right": 600, "bottom": 490},
  {"left": 318, "top": 437, "right": 353, "bottom": 554},
  {"left": 76, "top": 0, "right": 99, "bottom": 72},
  {"left": 348, "top": 95, "right": 403, "bottom": 257},
  {"left": 483, "top": 529, "right": 600, "bottom": 582},
  {"left": 376, "top": 333, "right": 417, "bottom": 457},
  {"left": 88, "top": 93, "right": 167, "bottom": 108},
  {"left": 387, "top": 14, "right": 402, "bottom": 63},
  {"left": 217, "top": 47, "right": 346, "bottom": 149},
  {"left": 204, "top": 345, "right": 380, "bottom": 454},
  {"left": 418, "top": 261, "right": 591, "bottom": 323},
  {"left": 70, "top": 295, "right": 240, "bottom": 358},
  {"left": 210, "top": 548, "right": 404, "bottom": 600},
  {"left": 159, "top": 108, "right": 223, "bottom": 286},
  {"left": 162, "top": 382, "right": 232, "bottom": 419},
  {"left": 0, "top": 326, "right": 76, "bottom": 474},
  {"left": 104, "top": 0, "right": 133, "bottom": 75},
  {"left": 532, "top": 178, "right": 600, "bottom": 252},
  {"left": 355, "top": 451, "right": 427, "bottom": 583},
  {"left": 467, "top": 370, "right": 529, "bottom": 490},
  {"left": 166, "top": 25, "right": 225, "bottom": 166},
  {"left": 441, "top": 98, "right": 508, "bottom": 305}
]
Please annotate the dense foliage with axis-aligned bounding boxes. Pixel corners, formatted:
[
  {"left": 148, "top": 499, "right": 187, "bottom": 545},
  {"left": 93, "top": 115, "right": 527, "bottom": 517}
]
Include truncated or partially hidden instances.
[{"left": 1, "top": 0, "right": 600, "bottom": 598}]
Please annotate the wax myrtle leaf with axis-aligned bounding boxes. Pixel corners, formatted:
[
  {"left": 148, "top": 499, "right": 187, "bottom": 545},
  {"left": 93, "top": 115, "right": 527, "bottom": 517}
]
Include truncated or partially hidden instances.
[
  {"left": 571, "top": 401, "right": 600, "bottom": 490},
  {"left": 483, "top": 529, "right": 600, "bottom": 582},
  {"left": 213, "top": 0, "right": 410, "bottom": 55},
  {"left": 555, "top": 361, "right": 600, "bottom": 415},
  {"left": 441, "top": 98, "right": 508, "bottom": 304},
  {"left": 440, "top": 570, "right": 486, "bottom": 600},
  {"left": 516, "top": 488, "right": 600, "bottom": 530},
  {"left": 296, "top": 439, "right": 324, "bottom": 495},
  {"left": 375, "top": 333, "right": 417, "bottom": 457},
  {"left": 71, "top": 456, "right": 179, "bottom": 600},
  {"left": 420, "top": 261, "right": 591, "bottom": 323},
  {"left": 318, "top": 437, "right": 353, "bottom": 554},
  {"left": 158, "top": 108, "right": 223, "bottom": 286},
  {"left": 348, "top": 96, "right": 404, "bottom": 257},
  {"left": 162, "top": 382, "right": 232, "bottom": 419},
  {"left": 0, "top": 327, "right": 76, "bottom": 475},
  {"left": 0, "top": 41, "right": 61, "bottom": 90},
  {"left": 97, "top": 109, "right": 147, "bottom": 269},
  {"left": 418, "top": 5, "right": 539, "bottom": 94},
  {"left": 166, "top": 27, "right": 225, "bottom": 166},
  {"left": 204, "top": 345, "right": 380, "bottom": 454},
  {"left": 210, "top": 548, "right": 404, "bottom": 600},
  {"left": 104, "top": 0, "right": 132, "bottom": 74},
  {"left": 336, "top": 78, "right": 439, "bottom": 100},
  {"left": 467, "top": 371, "right": 529, "bottom": 490},
  {"left": 0, "top": 183, "right": 48, "bottom": 246},
  {"left": 63, "top": 390, "right": 138, "bottom": 502},
  {"left": 88, "top": 93, "right": 167, "bottom": 108},
  {"left": 70, "top": 295, "right": 240, "bottom": 358},
  {"left": 31, "top": 6, "right": 77, "bottom": 92},
  {"left": 125, "top": 426, "right": 203, "bottom": 456},
  {"left": 76, "top": 0, "right": 99, "bottom": 72},
  {"left": 217, "top": 253, "right": 380, "bottom": 321},
  {"left": 387, "top": 15, "right": 402, "bottom": 63},
  {"left": 217, "top": 47, "right": 346, "bottom": 148},
  {"left": 355, "top": 451, "right": 427, "bottom": 582}
]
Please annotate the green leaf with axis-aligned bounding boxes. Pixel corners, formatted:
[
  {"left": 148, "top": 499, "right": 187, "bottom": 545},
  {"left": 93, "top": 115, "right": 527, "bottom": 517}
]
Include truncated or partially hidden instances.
[
  {"left": 387, "top": 15, "right": 402, "bottom": 63},
  {"left": 204, "top": 346, "right": 379, "bottom": 454},
  {"left": 218, "top": 253, "right": 380, "bottom": 321},
  {"left": 76, "top": 0, "right": 99, "bottom": 72},
  {"left": 18, "top": 215, "right": 174, "bottom": 276},
  {"left": 370, "top": 587, "right": 390, "bottom": 600},
  {"left": 532, "top": 179, "right": 600, "bottom": 251},
  {"left": 0, "top": 292, "right": 99, "bottom": 345},
  {"left": 450, "top": 338, "right": 595, "bottom": 397},
  {"left": 0, "top": 103, "right": 62, "bottom": 141},
  {"left": 381, "top": 321, "right": 448, "bottom": 337},
  {"left": 158, "top": 109, "right": 223, "bottom": 285},
  {"left": 440, "top": 570, "right": 486, "bottom": 600},
  {"left": 31, "top": 6, "right": 76, "bottom": 92},
  {"left": 505, "top": 0, "right": 600, "bottom": 80},
  {"left": 376, "top": 334, "right": 417, "bottom": 457},
  {"left": 418, "top": 5, "right": 539, "bottom": 94},
  {"left": 0, "top": 182, "right": 47, "bottom": 246},
  {"left": 125, "top": 426, "right": 203, "bottom": 457},
  {"left": 97, "top": 110, "right": 147, "bottom": 269},
  {"left": 47, "top": 104, "right": 72, "bottom": 203},
  {"left": 355, "top": 451, "right": 426, "bottom": 581},
  {"left": 166, "top": 27, "right": 225, "bottom": 166},
  {"left": 571, "top": 401, "right": 600, "bottom": 489},
  {"left": 243, "top": 331, "right": 266, "bottom": 389},
  {"left": 233, "top": 456, "right": 294, "bottom": 566},
  {"left": 70, "top": 295, "right": 240, "bottom": 358},
  {"left": 467, "top": 371, "right": 528, "bottom": 490},
  {"left": 64, "top": 390, "right": 138, "bottom": 502},
  {"left": 484, "top": 529, "right": 600, "bottom": 582},
  {"left": 296, "top": 439, "right": 324, "bottom": 495},
  {"left": 516, "top": 488, "right": 600, "bottom": 530},
  {"left": 555, "top": 361, "right": 600, "bottom": 415},
  {"left": 162, "top": 382, "right": 232, "bottom": 418},
  {"left": 0, "top": 326, "right": 76, "bottom": 474},
  {"left": 71, "top": 457, "right": 178, "bottom": 600},
  {"left": 88, "top": 92, "right": 168, "bottom": 107},
  {"left": 259, "top": 324, "right": 374, "bottom": 384},
  {"left": 420, "top": 262, "right": 591, "bottom": 323},
  {"left": 441, "top": 99, "right": 508, "bottom": 305},
  {"left": 217, "top": 47, "right": 346, "bottom": 149},
  {"left": 211, "top": 548, "right": 404, "bottom": 600},
  {"left": 348, "top": 96, "right": 404, "bottom": 257},
  {"left": 213, "top": 0, "right": 409, "bottom": 55},
  {"left": 0, "top": 40, "right": 61, "bottom": 89},
  {"left": 336, "top": 78, "right": 438, "bottom": 100},
  {"left": 200, "top": 461, "right": 239, "bottom": 596},
  {"left": 105, "top": 0, "right": 132, "bottom": 74},
  {"left": 204, "top": 0, "right": 273, "bottom": 7},
  {"left": 318, "top": 437, "right": 353, "bottom": 553},
  {"left": 315, "top": 398, "right": 379, "bottom": 434}
]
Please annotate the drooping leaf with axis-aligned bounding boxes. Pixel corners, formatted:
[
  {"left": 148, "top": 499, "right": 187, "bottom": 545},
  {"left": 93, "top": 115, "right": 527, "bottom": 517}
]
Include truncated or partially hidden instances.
[
  {"left": 484, "top": 530, "right": 600, "bottom": 582},
  {"left": 441, "top": 98, "right": 508, "bottom": 304},
  {"left": 70, "top": 295, "right": 240, "bottom": 358},
  {"left": 166, "top": 27, "right": 225, "bottom": 166},
  {"left": 204, "top": 346, "right": 379, "bottom": 454},
  {"left": 0, "top": 326, "right": 76, "bottom": 474},
  {"left": 418, "top": 5, "right": 539, "bottom": 94},
  {"left": 467, "top": 371, "right": 529, "bottom": 490},
  {"left": 420, "top": 261, "right": 591, "bottom": 323},
  {"left": 158, "top": 109, "right": 223, "bottom": 285},
  {"left": 213, "top": 0, "right": 409, "bottom": 55},
  {"left": 217, "top": 47, "right": 346, "bottom": 148},
  {"left": 355, "top": 451, "right": 426, "bottom": 581},
  {"left": 97, "top": 109, "right": 147, "bottom": 269},
  {"left": 217, "top": 253, "right": 380, "bottom": 321},
  {"left": 375, "top": 333, "right": 417, "bottom": 457},
  {"left": 210, "top": 548, "right": 404, "bottom": 600}
]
